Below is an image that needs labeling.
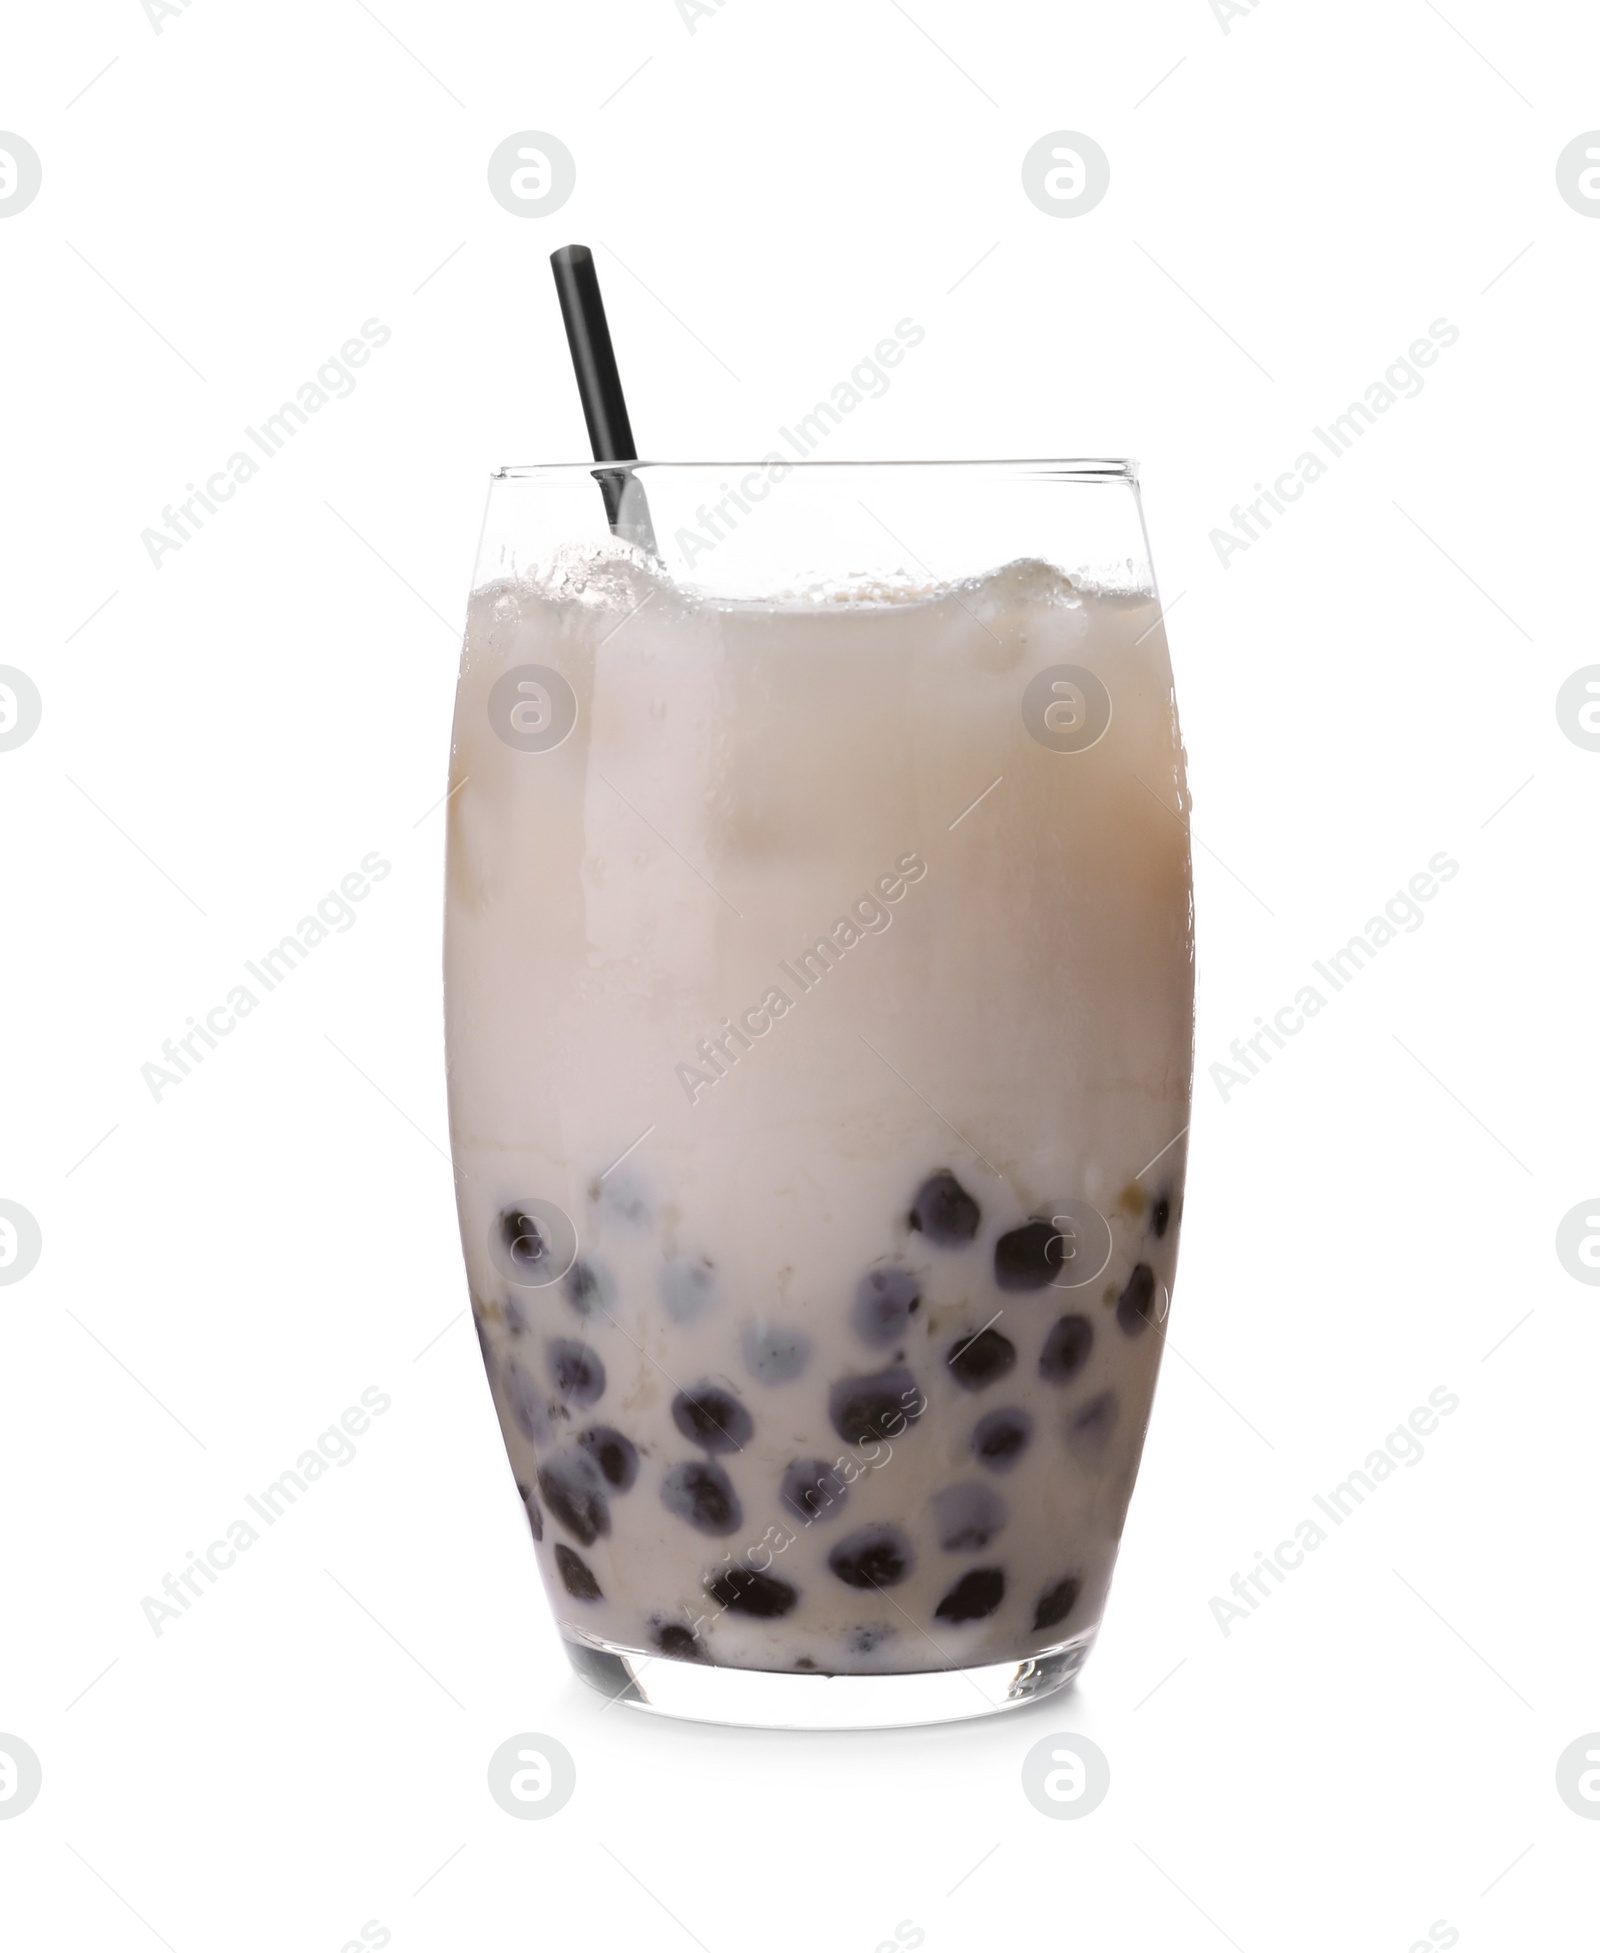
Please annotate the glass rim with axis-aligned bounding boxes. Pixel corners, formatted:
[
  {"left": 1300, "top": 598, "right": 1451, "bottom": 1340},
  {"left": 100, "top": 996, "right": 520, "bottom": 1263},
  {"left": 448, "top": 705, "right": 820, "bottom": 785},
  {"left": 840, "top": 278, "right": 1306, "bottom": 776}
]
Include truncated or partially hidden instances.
[{"left": 491, "top": 457, "right": 1139, "bottom": 483}]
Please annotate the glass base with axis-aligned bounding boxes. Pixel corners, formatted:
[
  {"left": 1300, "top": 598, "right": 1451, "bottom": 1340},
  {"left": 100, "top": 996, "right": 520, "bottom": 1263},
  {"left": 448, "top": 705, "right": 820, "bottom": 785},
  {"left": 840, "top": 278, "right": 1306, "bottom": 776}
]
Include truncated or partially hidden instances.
[{"left": 563, "top": 1630, "right": 1095, "bottom": 1730}]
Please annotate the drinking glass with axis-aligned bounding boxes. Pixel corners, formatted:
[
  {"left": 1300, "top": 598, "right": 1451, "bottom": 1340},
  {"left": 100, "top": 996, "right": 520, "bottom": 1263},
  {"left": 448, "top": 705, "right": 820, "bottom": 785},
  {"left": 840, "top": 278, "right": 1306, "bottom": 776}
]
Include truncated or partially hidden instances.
[{"left": 444, "top": 460, "right": 1193, "bottom": 1728}]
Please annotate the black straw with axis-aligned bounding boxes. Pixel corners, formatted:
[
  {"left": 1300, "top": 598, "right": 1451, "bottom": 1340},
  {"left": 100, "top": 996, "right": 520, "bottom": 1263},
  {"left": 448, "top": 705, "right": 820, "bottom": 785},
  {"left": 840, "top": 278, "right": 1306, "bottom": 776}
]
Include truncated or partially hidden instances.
[
  {"left": 550, "top": 245, "right": 635, "bottom": 461},
  {"left": 549, "top": 244, "right": 656, "bottom": 552}
]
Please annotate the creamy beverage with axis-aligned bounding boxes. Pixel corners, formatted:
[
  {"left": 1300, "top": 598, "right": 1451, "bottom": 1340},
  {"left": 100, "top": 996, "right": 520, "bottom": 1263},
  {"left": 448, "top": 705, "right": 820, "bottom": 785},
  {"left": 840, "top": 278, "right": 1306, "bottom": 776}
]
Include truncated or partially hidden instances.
[{"left": 444, "top": 536, "right": 1194, "bottom": 1701}]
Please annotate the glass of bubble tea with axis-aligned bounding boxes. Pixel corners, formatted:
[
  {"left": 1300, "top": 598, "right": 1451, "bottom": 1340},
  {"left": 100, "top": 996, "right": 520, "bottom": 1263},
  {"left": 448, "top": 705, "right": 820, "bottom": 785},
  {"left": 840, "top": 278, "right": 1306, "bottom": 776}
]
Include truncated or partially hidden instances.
[{"left": 443, "top": 458, "right": 1193, "bottom": 1729}]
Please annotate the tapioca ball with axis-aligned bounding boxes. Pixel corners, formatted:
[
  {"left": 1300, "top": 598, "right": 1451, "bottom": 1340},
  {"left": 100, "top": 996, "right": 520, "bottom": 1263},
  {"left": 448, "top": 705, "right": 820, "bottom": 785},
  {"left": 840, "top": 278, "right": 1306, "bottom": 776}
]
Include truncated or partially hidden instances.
[
  {"left": 1116, "top": 1262, "right": 1158, "bottom": 1335},
  {"left": 970, "top": 1406, "right": 1033, "bottom": 1472},
  {"left": 994, "top": 1220, "right": 1060, "bottom": 1291},
  {"left": 563, "top": 1256, "right": 614, "bottom": 1319},
  {"left": 931, "top": 1483, "right": 1008, "bottom": 1551},
  {"left": 934, "top": 1567, "right": 1006, "bottom": 1623},
  {"left": 547, "top": 1338, "right": 606, "bottom": 1406},
  {"left": 708, "top": 1566, "right": 797, "bottom": 1618},
  {"left": 660, "top": 1460, "right": 743, "bottom": 1536},
  {"left": 671, "top": 1384, "right": 753, "bottom": 1453},
  {"left": 499, "top": 1207, "right": 553, "bottom": 1278},
  {"left": 1066, "top": 1389, "right": 1119, "bottom": 1457},
  {"left": 576, "top": 1424, "right": 638, "bottom": 1490},
  {"left": 827, "top": 1524, "right": 914, "bottom": 1590},
  {"left": 1038, "top": 1314, "right": 1094, "bottom": 1385},
  {"left": 828, "top": 1366, "right": 924, "bottom": 1446},
  {"left": 651, "top": 1620, "right": 706, "bottom": 1661},
  {"left": 554, "top": 1545, "right": 602, "bottom": 1601},
  {"left": 946, "top": 1326, "right": 1016, "bottom": 1392},
  {"left": 780, "top": 1457, "right": 849, "bottom": 1526},
  {"left": 537, "top": 1452, "right": 610, "bottom": 1546},
  {"left": 1033, "top": 1575, "right": 1082, "bottom": 1631},
  {"left": 851, "top": 1265, "right": 922, "bottom": 1348},
  {"left": 909, "top": 1169, "right": 982, "bottom": 1246},
  {"left": 740, "top": 1323, "right": 813, "bottom": 1384}
]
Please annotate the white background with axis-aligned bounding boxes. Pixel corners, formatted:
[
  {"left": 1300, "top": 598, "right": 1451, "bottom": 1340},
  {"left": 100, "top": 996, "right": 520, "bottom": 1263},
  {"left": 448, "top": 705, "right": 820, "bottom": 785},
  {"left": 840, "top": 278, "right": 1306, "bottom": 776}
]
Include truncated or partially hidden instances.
[{"left": 2, "top": 1, "right": 1597, "bottom": 1947}]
